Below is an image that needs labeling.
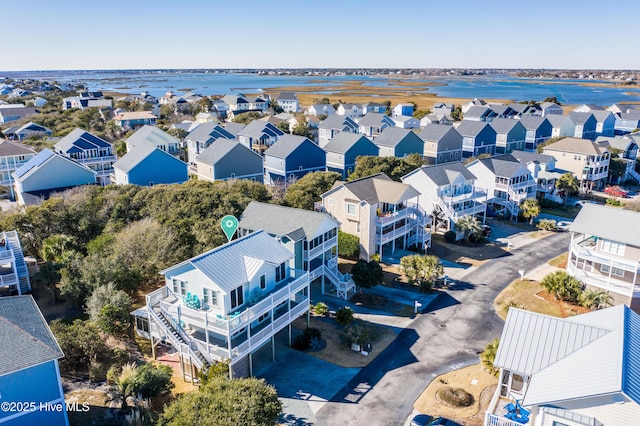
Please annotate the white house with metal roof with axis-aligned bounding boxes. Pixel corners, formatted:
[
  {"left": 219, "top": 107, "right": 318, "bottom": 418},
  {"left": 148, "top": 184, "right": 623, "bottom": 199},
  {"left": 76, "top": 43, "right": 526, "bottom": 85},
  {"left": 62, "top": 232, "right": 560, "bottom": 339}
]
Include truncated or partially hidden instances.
[
  {"left": 0, "top": 296, "right": 68, "bottom": 426},
  {"left": 402, "top": 163, "right": 486, "bottom": 237},
  {"left": 54, "top": 128, "right": 117, "bottom": 185},
  {"left": 320, "top": 173, "right": 430, "bottom": 261},
  {"left": 238, "top": 201, "right": 355, "bottom": 299},
  {"left": 485, "top": 305, "right": 640, "bottom": 426},
  {"left": 134, "top": 231, "right": 310, "bottom": 378},
  {"left": 567, "top": 204, "right": 640, "bottom": 310},
  {"left": 125, "top": 125, "right": 180, "bottom": 155}
]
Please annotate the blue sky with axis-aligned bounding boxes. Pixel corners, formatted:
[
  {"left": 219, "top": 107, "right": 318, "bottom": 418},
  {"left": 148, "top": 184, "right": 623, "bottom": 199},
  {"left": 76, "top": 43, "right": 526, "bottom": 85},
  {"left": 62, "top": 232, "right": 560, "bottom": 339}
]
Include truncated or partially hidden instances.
[{"left": 3, "top": 0, "right": 638, "bottom": 71}]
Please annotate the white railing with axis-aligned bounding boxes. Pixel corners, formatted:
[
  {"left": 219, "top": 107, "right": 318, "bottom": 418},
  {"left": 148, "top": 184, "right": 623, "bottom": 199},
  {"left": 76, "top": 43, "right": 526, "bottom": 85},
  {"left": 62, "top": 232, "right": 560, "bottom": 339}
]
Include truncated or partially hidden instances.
[
  {"left": 377, "top": 207, "right": 411, "bottom": 224},
  {"left": 0, "top": 249, "right": 14, "bottom": 261},
  {"left": 0, "top": 273, "right": 18, "bottom": 286},
  {"left": 570, "top": 241, "right": 640, "bottom": 271},
  {"left": 306, "top": 235, "right": 337, "bottom": 261},
  {"left": 146, "top": 286, "right": 170, "bottom": 307},
  {"left": 485, "top": 413, "right": 526, "bottom": 426},
  {"left": 440, "top": 188, "right": 486, "bottom": 204},
  {"left": 73, "top": 155, "right": 117, "bottom": 164},
  {"left": 376, "top": 223, "right": 410, "bottom": 244},
  {"left": 567, "top": 262, "right": 638, "bottom": 298},
  {"left": 148, "top": 306, "right": 204, "bottom": 370}
]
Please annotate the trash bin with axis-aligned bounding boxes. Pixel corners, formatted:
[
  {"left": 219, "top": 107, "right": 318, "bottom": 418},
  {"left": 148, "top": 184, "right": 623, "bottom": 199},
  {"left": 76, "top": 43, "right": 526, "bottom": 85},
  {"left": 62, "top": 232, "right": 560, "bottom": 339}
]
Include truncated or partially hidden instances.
[{"left": 365, "top": 343, "right": 372, "bottom": 353}]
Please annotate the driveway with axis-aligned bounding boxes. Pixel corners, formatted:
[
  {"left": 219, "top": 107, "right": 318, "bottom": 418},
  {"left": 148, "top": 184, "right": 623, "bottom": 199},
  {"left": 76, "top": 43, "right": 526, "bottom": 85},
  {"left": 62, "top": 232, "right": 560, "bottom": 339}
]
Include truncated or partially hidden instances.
[
  {"left": 254, "top": 344, "right": 360, "bottom": 425},
  {"left": 314, "top": 231, "right": 570, "bottom": 426}
]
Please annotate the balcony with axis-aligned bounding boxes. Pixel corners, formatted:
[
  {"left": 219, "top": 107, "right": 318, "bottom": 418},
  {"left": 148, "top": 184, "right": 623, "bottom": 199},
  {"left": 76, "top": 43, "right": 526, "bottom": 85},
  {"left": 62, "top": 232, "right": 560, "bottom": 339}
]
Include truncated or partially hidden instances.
[
  {"left": 73, "top": 155, "right": 117, "bottom": 164},
  {"left": 0, "top": 160, "right": 30, "bottom": 172},
  {"left": 439, "top": 188, "right": 486, "bottom": 205},
  {"left": 377, "top": 202, "right": 428, "bottom": 225},
  {"left": 567, "top": 262, "right": 640, "bottom": 298},
  {"left": 305, "top": 235, "right": 338, "bottom": 261}
]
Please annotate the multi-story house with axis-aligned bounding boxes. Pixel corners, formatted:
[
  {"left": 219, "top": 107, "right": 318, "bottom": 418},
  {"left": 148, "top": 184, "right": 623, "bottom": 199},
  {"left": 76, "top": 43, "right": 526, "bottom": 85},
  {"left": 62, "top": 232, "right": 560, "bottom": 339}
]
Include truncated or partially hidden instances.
[
  {"left": 545, "top": 114, "right": 572, "bottom": 139},
  {"left": 539, "top": 101, "right": 563, "bottom": 116},
  {"left": 0, "top": 230, "right": 31, "bottom": 296},
  {"left": 238, "top": 201, "right": 355, "bottom": 299},
  {"left": 0, "top": 140, "right": 36, "bottom": 197},
  {"left": 220, "top": 94, "right": 269, "bottom": 116},
  {"left": 318, "top": 115, "right": 358, "bottom": 147},
  {"left": 237, "top": 121, "right": 285, "bottom": 153},
  {"left": 2, "top": 122, "right": 52, "bottom": 141},
  {"left": 491, "top": 118, "right": 527, "bottom": 154},
  {"left": 596, "top": 135, "right": 640, "bottom": 183},
  {"left": 276, "top": 92, "right": 299, "bottom": 113},
  {"left": 307, "top": 104, "right": 336, "bottom": 117},
  {"left": 362, "top": 102, "right": 386, "bottom": 115},
  {"left": 0, "top": 295, "right": 68, "bottom": 426},
  {"left": 568, "top": 204, "right": 640, "bottom": 309},
  {"left": 542, "top": 137, "right": 610, "bottom": 192},
  {"left": 402, "top": 163, "right": 486, "bottom": 237},
  {"left": 112, "top": 143, "right": 188, "bottom": 186},
  {"left": 184, "top": 122, "right": 235, "bottom": 165},
  {"left": 484, "top": 305, "right": 640, "bottom": 426},
  {"left": 392, "top": 103, "right": 414, "bottom": 117},
  {"left": 125, "top": 125, "right": 180, "bottom": 156},
  {"left": 510, "top": 150, "right": 563, "bottom": 202},
  {"left": 195, "top": 138, "right": 264, "bottom": 183},
  {"left": 324, "top": 133, "right": 379, "bottom": 179},
  {"left": 567, "top": 112, "right": 597, "bottom": 140},
  {"left": 463, "top": 106, "right": 497, "bottom": 122},
  {"left": 417, "top": 124, "right": 463, "bottom": 165},
  {"left": 519, "top": 116, "right": 552, "bottom": 151},
  {"left": 466, "top": 154, "right": 536, "bottom": 219},
  {"left": 113, "top": 111, "right": 158, "bottom": 130},
  {"left": 391, "top": 115, "right": 420, "bottom": 129},
  {"left": 592, "top": 110, "right": 616, "bottom": 137},
  {"left": 373, "top": 127, "right": 424, "bottom": 158},
  {"left": 54, "top": 128, "right": 117, "bottom": 185},
  {"left": 456, "top": 121, "right": 497, "bottom": 158},
  {"left": 336, "top": 103, "right": 363, "bottom": 119},
  {"left": 507, "top": 103, "right": 541, "bottom": 118},
  {"left": 320, "top": 173, "right": 430, "bottom": 261},
  {"left": 614, "top": 112, "right": 640, "bottom": 135},
  {"left": 432, "top": 102, "right": 455, "bottom": 118},
  {"left": 357, "top": 113, "right": 394, "bottom": 139},
  {"left": 264, "top": 135, "right": 326, "bottom": 187},
  {"left": 0, "top": 107, "right": 36, "bottom": 124},
  {"left": 133, "top": 230, "right": 310, "bottom": 378}
]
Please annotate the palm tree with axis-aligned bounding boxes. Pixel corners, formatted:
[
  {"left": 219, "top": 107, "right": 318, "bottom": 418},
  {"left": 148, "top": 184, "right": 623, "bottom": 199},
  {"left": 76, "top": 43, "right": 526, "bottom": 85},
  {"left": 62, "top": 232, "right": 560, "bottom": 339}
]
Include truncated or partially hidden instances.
[
  {"left": 419, "top": 255, "right": 444, "bottom": 284},
  {"left": 540, "top": 271, "right": 582, "bottom": 301},
  {"left": 520, "top": 198, "right": 540, "bottom": 226},
  {"left": 431, "top": 208, "right": 444, "bottom": 231},
  {"left": 556, "top": 172, "right": 579, "bottom": 203},
  {"left": 480, "top": 338, "right": 500, "bottom": 377},
  {"left": 455, "top": 215, "right": 483, "bottom": 242},
  {"left": 578, "top": 290, "right": 613, "bottom": 310}
]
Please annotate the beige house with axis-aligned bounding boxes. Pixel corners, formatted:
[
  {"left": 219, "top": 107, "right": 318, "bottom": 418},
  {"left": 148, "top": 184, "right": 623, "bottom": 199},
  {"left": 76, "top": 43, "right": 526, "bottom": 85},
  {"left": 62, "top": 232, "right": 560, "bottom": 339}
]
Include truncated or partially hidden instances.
[
  {"left": 568, "top": 204, "right": 640, "bottom": 311},
  {"left": 542, "top": 137, "right": 610, "bottom": 192},
  {"left": 320, "top": 173, "right": 431, "bottom": 261}
]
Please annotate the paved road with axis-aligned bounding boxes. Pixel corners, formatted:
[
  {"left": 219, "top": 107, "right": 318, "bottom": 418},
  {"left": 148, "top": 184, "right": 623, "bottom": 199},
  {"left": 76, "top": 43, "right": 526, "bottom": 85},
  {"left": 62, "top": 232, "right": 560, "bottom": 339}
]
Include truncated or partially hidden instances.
[{"left": 314, "top": 231, "right": 570, "bottom": 426}]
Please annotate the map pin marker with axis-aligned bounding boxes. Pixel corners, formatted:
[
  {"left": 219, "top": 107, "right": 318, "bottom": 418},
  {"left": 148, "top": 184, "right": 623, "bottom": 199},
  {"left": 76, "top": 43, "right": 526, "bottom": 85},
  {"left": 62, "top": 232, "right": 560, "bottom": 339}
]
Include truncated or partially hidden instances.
[{"left": 221, "top": 215, "right": 238, "bottom": 242}]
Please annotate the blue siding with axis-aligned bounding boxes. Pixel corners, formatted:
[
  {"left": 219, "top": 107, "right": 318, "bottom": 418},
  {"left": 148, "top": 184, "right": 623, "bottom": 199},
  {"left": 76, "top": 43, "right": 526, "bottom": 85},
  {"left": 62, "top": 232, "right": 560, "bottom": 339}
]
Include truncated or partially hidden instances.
[
  {"left": 128, "top": 150, "right": 188, "bottom": 186},
  {"left": 345, "top": 138, "right": 379, "bottom": 167},
  {"left": 284, "top": 140, "right": 326, "bottom": 176},
  {"left": 0, "top": 360, "right": 67, "bottom": 426},
  {"left": 394, "top": 132, "right": 425, "bottom": 157}
]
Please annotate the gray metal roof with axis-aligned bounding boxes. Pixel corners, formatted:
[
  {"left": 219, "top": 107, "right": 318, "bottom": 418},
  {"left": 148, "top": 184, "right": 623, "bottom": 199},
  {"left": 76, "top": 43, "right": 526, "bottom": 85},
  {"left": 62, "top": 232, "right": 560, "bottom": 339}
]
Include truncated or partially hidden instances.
[
  {"left": 406, "top": 162, "right": 477, "bottom": 186},
  {"left": 319, "top": 114, "right": 357, "bottom": 130},
  {"left": 475, "top": 154, "right": 524, "bottom": 177},
  {"left": 0, "top": 295, "right": 64, "bottom": 376},
  {"left": 264, "top": 134, "right": 313, "bottom": 159},
  {"left": 591, "top": 110, "right": 614, "bottom": 122},
  {"left": 113, "top": 142, "right": 158, "bottom": 172},
  {"left": 496, "top": 306, "right": 640, "bottom": 407},
  {"left": 545, "top": 114, "right": 567, "bottom": 127},
  {"left": 322, "top": 132, "right": 372, "bottom": 154},
  {"left": 510, "top": 150, "right": 554, "bottom": 165},
  {"left": 357, "top": 113, "right": 393, "bottom": 127},
  {"left": 373, "top": 127, "right": 419, "bottom": 148},
  {"left": 570, "top": 203, "right": 640, "bottom": 246},
  {"left": 277, "top": 92, "right": 297, "bottom": 101},
  {"left": 161, "top": 230, "right": 293, "bottom": 293},
  {"left": 238, "top": 120, "right": 284, "bottom": 140},
  {"left": 489, "top": 117, "right": 523, "bottom": 134},
  {"left": 464, "top": 105, "right": 495, "bottom": 119},
  {"left": 222, "top": 122, "right": 246, "bottom": 137},
  {"left": 126, "top": 125, "right": 179, "bottom": 149},
  {"left": 595, "top": 136, "right": 636, "bottom": 152},
  {"left": 239, "top": 201, "right": 339, "bottom": 241},
  {"left": 455, "top": 120, "right": 492, "bottom": 137},
  {"left": 543, "top": 137, "right": 608, "bottom": 156},
  {"left": 518, "top": 115, "right": 549, "bottom": 130},
  {"left": 196, "top": 138, "right": 260, "bottom": 166},
  {"left": 325, "top": 173, "right": 420, "bottom": 205},
  {"left": 568, "top": 111, "right": 595, "bottom": 125},
  {"left": 0, "top": 140, "right": 36, "bottom": 156},
  {"left": 186, "top": 122, "right": 234, "bottom": 144}
]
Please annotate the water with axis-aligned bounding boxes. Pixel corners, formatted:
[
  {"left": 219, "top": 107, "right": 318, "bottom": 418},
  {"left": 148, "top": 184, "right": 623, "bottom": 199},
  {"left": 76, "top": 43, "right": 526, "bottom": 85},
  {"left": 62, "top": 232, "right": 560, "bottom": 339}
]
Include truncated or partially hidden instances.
[{"left": 3, "top": 70, "right": 640, "bottom": 106}]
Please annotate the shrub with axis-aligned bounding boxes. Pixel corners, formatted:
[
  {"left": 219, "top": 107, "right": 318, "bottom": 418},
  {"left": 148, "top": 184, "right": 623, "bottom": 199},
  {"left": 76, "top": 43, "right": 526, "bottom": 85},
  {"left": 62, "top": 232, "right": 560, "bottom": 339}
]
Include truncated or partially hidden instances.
[
  {"left": 313, "top": 302, "right": 329, "bottom": 317},
  {"left": 539, "top": 199, "right": 563, "bottom": 209},
  {"left": 480, "top": 338, "right": 500, "bottom": 377},
  {"left": 370, "top": 253, "right": 381, "bottom": 262},
  {"left": 606, "top": 198, "right": 624, "bottom": 207},
  {"left": 540, "top": 270, "right": 582, "bottom": 301},
  {"left": 578, "top": 289, "right": 613, "bottom": 310},
  {"left": 335, "top": 306, "right": 354, "bottom": 326},
  {"left": 502, "top": 300, "right": 526, "bottom": 315},
  {"left": 292, "top": 327, "right": 322, "bottom": 351},
  {"left": 438, "top": 386, "right": 474, "bottom": 407},
  {"left": 338, "top": 230, "right": 360, "bottom": 259},
  {"left": 419, "top": 280, "right": 433, "bottom": 293},
  {"left": 443, "top": 230, "right": 456, "bottom": 242},
  {"left": 537, "top": 218, "right": 557, "bottom": 231},
  {"left": 341, "top": 321, "right": 376, "bottom": 348}
]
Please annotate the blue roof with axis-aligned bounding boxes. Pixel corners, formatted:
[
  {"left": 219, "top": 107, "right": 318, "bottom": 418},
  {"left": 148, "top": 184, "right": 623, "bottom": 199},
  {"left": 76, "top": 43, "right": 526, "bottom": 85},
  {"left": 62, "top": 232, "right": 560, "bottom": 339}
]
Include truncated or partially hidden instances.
[
  {"left": 623, "top": 306, "right": 640, "bottom": 403},
  {"left": 54, "top": 128, "right": 112, "bottom": 154},
  {"left": 13, "top": 149, "right": 54, "bottom": 179}
]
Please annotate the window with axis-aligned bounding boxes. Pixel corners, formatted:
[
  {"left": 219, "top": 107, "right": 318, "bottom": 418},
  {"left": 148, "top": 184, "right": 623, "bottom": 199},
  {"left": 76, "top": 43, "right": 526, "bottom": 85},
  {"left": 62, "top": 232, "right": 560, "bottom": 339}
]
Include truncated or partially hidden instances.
[
  {"left": 260, "top": 274, "right": 266, "bottom": 290},
  {"left": 511, "top": 374, "right": 524, "bottom": 392},
  {"left": 275, "top": 262, "right": 286, "bottom": 282},
  {"left": 136, "top": 317, "right": 149, "bottom": 333},
  {"left": 601, "top": 264, "right": 625, "bottom": 277},
  {"left": 257, "top": 312, "right": 269, "bottom": 323},
  {"left": 203, "top": 288, "right": 218, "bottom": 306},
  {"left": 346, "top": 202, "right": 356, "bottom": 216},
  {"left": 230, "top": 286, "right": 244, "bottom": 309},
  {"left": 172, "top": 279, "right": 186, "bottom": 296},
  {"left": 601, "top": 239, "right": 625, "bottom": 256}
]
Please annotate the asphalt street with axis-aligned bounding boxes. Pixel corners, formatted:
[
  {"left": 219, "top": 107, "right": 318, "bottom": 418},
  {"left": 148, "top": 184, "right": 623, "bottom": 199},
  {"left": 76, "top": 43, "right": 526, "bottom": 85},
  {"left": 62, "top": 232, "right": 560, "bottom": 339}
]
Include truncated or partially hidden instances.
[{"left": 314, "top": 231, "right": 570, "bottom": 426}]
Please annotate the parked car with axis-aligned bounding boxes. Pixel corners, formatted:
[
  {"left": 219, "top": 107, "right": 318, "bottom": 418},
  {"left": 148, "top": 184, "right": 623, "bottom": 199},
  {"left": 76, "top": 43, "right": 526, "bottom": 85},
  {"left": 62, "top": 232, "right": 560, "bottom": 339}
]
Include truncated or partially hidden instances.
[
  {"left": 410, "top": 414, "right": 460, "bottom": 426},
  {"left": 574, "top": 200, "right": 598, "bottom": 207}
]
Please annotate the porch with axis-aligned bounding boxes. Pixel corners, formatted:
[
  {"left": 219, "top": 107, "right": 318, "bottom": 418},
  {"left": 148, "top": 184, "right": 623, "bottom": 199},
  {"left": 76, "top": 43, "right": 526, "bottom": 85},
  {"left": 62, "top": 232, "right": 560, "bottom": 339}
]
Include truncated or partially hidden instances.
[{"left": 485, "top": 370, "right": 530, "bottom": 426}]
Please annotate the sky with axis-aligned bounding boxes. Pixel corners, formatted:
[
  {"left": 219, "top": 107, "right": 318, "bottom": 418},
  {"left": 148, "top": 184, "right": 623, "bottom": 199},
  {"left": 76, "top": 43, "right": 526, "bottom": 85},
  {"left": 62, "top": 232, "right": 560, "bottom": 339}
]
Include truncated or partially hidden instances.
[{"left": 2, "top": 0, "right": 639, "bottom": 71}]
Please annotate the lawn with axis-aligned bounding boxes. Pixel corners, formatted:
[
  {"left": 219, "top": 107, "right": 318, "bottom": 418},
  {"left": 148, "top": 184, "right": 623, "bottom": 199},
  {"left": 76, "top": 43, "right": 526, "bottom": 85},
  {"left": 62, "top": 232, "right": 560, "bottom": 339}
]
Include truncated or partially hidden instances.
[
  {"left": 548, "top": 252, "right": 568, "bottom": 268},
  {"left": 413, "top": 363, "right": 498, "bottom": 426},
  {"left": 494, "top": 279, "right": 590, "bottom": 321},
  {"left": 540, "top": 205, "right": 581, "bottom": 219}
]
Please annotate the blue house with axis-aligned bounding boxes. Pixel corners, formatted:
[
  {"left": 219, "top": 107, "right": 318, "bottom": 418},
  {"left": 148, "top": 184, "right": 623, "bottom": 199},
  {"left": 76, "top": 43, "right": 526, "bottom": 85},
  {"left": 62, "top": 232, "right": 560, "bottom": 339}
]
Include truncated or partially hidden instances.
[
  {"left": 113, "top": 142, "right": 188, "bottom": 186},
  {"left": 237, "top": 121, "right": 285, "bottom": 152},
  {"left": 392, "top": 103, "right": 414, "bottom": 117},
  {"left": 490, "top": 118, "right": 527, "bottom": 154},
  {"left": 195, "top": 138, "right": 264, "bottom": 183},
  {"left": 12, "top": 149, "right": 97, "bottom": 205},
  {"left": 373, "top": 127, "right": 424, "bottom": 158},
  {"left": 614, "top": 112, "right": 640, "bottom": 135},
  {"left": 519, "top": 116, "right": 552, "bottom": 151},
  {"left": 456, "top": 121, "right": 497, "bottom": 158},
  {"left": 264, "top": 135, "right": 326, "bottom": 187},
  {"left": 568, "top": 112, "right": 597, "bottom": 140},
  {"left": 324, "top": 133, "right": 379, "bottom": 178},
  {"left": 0, "top": 296, "right": 68, "bottom": 426}
]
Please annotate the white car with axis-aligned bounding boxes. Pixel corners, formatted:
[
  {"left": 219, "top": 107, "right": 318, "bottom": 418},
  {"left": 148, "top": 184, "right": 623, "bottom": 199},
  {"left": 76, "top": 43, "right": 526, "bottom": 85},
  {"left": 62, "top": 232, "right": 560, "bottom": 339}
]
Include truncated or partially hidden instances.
[{"left": 574, "top": 200, "right": 597, "bottom": 207}]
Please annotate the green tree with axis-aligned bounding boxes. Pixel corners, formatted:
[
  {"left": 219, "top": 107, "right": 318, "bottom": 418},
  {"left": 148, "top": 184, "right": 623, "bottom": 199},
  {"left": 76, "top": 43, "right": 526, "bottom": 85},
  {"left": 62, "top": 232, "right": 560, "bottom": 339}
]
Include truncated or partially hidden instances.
[
  {"left": 608, "top": 148, "right": 627, "bottom": 184},
  {"left": 555, "top": 172, "right": 579, "bottom": 203},
  {"left": 50, "top": 319, "right": 109, "bottom": 375},
  {"left": 540, "top": 270, "right": 582, "bottom": 301},
  {"left": 276, "top": 122, "right": 290, "bottom": 133},
  {"left": 197, "top": 96, "right": 213, "bottom": 113},
  {"left": 291, "top": 124, "right": 313, "bottom": 139},
  {"left": 520, "top": 198, "right": 540, "bottom": 225},
  {"left": 400, "top": 254, "right": 442, "bottom": 287},
  {"left": 351, "top": 259, "right": 384, "bottom": 291},
  {"left": 455, "top": 215, "right": 483, "bottom": 242},
  {"left": 283, "top": 171, "right": 341, "bottom": 210},
  {"left": 537, "top": 136, "right": 565, "bottom": 154},
  {"left": 130, "top": 363, "right": 174, "bottom": 399},
  {"left": 269, "top": 99, "right": 284, "bottom": 114},
  {"left": 159, "top": 377, "right": 281, "bottom": 426},
  {"left": 578, "top": 289, "right": 613, "bottom": 310},
  {"left": 338, "top": 230, "right": 360, "bottom": 259},
  {"left": 536, "top": 218, "right": 557, "bottom": 231},
  {"left": 450, "top": 106, "right": 463, "bottom": 121},
  {"left": 85, "top": 283, "right": 133, "bottom": 334},
  {"left": 542, "top": 96, "right": 562, "bottom": 105},
  {"left": 480, "top": 338, "right": 500, "bottom": 377},
  {"left": 232, "top": 111, "right": 263, "bottom": 124},
  {"left": 413, "top": 109, "right": 431, "bottom": 120},
  {"left": 348, "top": 154, "right": 423, "bottom": 182}
]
